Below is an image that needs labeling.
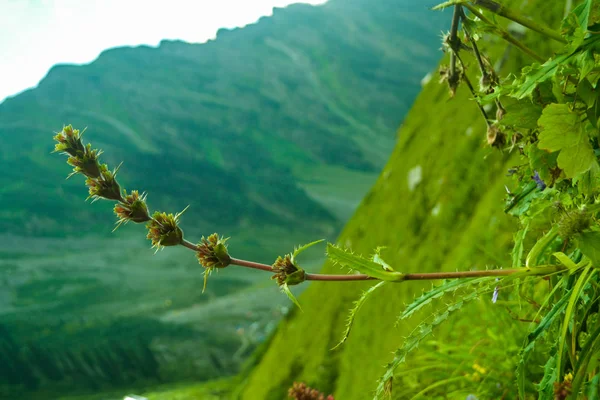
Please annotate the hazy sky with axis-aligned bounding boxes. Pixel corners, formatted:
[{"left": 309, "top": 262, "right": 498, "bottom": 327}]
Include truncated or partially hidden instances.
[{"left": 0, "top": 0, "right": 327, "bottom": 103}]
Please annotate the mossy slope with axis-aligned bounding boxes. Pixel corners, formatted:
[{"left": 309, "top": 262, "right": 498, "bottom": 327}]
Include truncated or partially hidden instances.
[{"left": 240, "top": 1, "right": 566, "bottom": 399}]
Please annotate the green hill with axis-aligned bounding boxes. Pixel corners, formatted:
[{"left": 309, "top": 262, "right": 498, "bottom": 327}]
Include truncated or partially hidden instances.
[
  {"left": 0, "top": 0, "right": 449, "bottom": 398},
  {"left": 0, "top": 0, "right": 446, "bottom": 241},
  {"left": 238, "top": 1, "right": 568, "bottom": 399}
]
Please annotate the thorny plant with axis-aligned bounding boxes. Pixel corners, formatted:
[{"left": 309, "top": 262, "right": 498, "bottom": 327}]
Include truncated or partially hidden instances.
[{"left": 53, "top": 0, "right": 600, "bottom": 398}]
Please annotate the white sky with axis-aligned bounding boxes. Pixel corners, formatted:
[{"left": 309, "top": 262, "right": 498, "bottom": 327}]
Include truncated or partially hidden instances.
[{"left": 0, "top": 0, "right": 327, "bottom": 103}]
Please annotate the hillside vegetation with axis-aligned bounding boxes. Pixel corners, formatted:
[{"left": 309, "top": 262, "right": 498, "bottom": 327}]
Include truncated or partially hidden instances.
[{"left": 239, "top": 0, "right": 569, "bottom": 399}]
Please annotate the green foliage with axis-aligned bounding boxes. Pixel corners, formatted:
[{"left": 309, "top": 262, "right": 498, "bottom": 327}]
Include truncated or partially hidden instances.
[
  {"left": 332, "top": 281, "right": 386, "bottom": 350},
  {"left": 537, "top": 104, "right": 596, "bottom": 178},
  {"left": 326, "top": 244, "right": 404, "bottom": 281},
  {"left": 242, "top": 1, "right": 600, "bottom": 399}
]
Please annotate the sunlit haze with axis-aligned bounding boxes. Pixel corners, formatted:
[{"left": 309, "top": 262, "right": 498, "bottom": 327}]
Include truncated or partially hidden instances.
[{"left": 0, "top": 0, "right": 327, "bottom": 103}]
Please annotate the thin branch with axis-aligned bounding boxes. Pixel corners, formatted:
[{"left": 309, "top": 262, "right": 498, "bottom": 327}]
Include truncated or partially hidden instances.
[
  {"left": 464, "top": 5, "right": 545, "bottom": 62},
  {"left": 181, "top": 238, "right": 199, "bottom": 251},
  {"left": 448, "top": 5, "right": 463, "bottom": 89},
  {"left": 471, "top": 0, "right": 567, "bottom": 44},
  {"left": 230, "top": 257, "right": 274, "bottom": 272},
  {"left": 306, "top": 273, "right": 374, "bottom": 281}
]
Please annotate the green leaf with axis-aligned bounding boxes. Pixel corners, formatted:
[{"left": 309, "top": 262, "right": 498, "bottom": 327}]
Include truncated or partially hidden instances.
[
  {"left": 578, "top": 231, "right": 600, "bottom": 266},
  {"left": 375, "top": 287, "right": 485, "bottom": 399},
  {"left": 517, "top": 285, "right": 569, "bottom": 398},
  {"left": 586, "top": 99, "right": 600, "bottom": 128},
  {"left": 528, "top": 145, "right": 559, "bottom": 184},
  {"left": 500, "top": 100, "right": 543, "bottom": 129},
  {"left": 292, "top": 239, "right": 325, "bottom": 261},
  {"left": 512, "top": 54, "right": 571, "bottom": 99},
  {"left": 332, "top": 281, "right": 386, "bottom": 350},
  {"left": 553, "top": 252, "right": 578, "bottom": 269},
  {"left": 577, "top": 78, "right": 597, "bottom": 107},
  {"left": 575, "top": 161, "right": 600, "bottom": 196},
  {"left": 512, "top": 226, "right": 529, "bottom": 268},
  {"left": 574, "top": 0, "right": 593, "bottom": 32},
  {"left": 399, "top": 278, "right": 492, "bottom": 321},
  {"left": 538, "top": 104, "right": 596, "bottom": 178},
  {"left": 372, "top": 247, "right": 394, "bottom": 271},
  {"left": 557, "top": 267, "right": 595, "bottom": 377},
  {"left": 281, "top": 283, "right": 302, "bottom": 310},
  {"left": 326, "top": 244, "right": 404, "bottom": 281},
  {"left": 504, "top": 181, "right": 540, "bottom": 216}
]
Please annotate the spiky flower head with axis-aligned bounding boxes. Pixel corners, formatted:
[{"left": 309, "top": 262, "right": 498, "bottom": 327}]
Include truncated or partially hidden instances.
[
  {"left": 439, "top": 64, "right": 464, "bottom": 98},
  {"left": 85, "top": 163, "right": 123, "bottom": 202},
  {"left": 196, "top": 233, "right": 231, "bottom": 269},
  {"left": 53, "top": 125, "right": 85, "bottom": 157},
  {"left": 272, "top": 254, "right": 305, "bottom": 286},
  {"left": 558, "top": 209, "right": 591, "bottom": 240},
  {"left": 287, "top": 382, "right": 334, "bottom": 400},
  {"left": 114, "top": 190, "right": 150, "bottom": 229},
  {"left": 66, "top": 143, "right": 103, "bottom": 179},
  {"left": 146, "top": 208, "right": 187, "bottom": 250}
]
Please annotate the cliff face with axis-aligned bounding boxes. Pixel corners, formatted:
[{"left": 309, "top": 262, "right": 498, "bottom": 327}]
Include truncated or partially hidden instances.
[{"left": 240, "top": 1, "right": 567, "bottom": 399}]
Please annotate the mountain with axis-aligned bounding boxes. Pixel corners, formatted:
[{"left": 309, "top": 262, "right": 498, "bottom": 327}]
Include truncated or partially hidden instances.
[
  {"left": 237, "top": 1, "right": 568, "bottom": 399},
  {"left": 0, "top": 0, "right": 448, "bottom": 397},
  {"left": 0, "top": 0, "right": 446, "bottom": 241}
]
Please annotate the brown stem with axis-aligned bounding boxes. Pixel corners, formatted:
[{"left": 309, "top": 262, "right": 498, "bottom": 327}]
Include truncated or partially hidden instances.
[
  {"left": 230, "top": 257, "right": 274, "bottom": 272},
  {"left": 464, "top": 5, "right": 545, "bottom": 63},
  {"left": 305, "top": 273, "right": 374, "bottom": 281},
  {"left": 471, "top": 0, "right": 567, "bottom": 44},
  {"left": 448, "top": 6, "right": 462, "bottom": 90},
  {"left": 181, "top": 239, "right": 199, "bottom": 251}
]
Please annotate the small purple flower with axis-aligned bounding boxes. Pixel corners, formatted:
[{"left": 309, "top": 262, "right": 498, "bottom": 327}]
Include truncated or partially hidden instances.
[
  {"left": 466, "top": 395, "right": 479, "bottom": 400},
  {"left": 532, "top": 170, "right": 546, "bottom": 190}
]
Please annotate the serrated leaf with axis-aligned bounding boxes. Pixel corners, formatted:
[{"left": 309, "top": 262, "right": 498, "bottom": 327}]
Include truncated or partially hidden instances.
[
  {"left": 538, "top": 104, "right": 595, "bottom": 178},
  {"left": 326, "top": 244, "right": 404, "bottom": 281},
  {"left": 372, "top": 247, "right": 394, "bottom": 271},
  {"left": 536, "top": 353, "right": 557, "bottom": 398},
  {"left": 400, "top": 277, "right": 492, "bottom": 321},
  {"left": 332, "top": 281, "right": 386, "bottom": 350},
  {"left": 500, "top": 100, "right": 543, "bottom": 129},
  {"left": 578, "top": 231, "right": 600, "bottom": 266},
  {"left": 292, "top": 239, "right": 325, "bottom": 261},
  {"left": 374, "top": 289, "right": 483, "bottom": 399},
  {"left": 281, "top": 283, "right": 302, "bottom": 310},
  {"left": 517, "top": 286, "right": 569, "bottom": 398},
  {"left": 512, "top": 54, "right": 571, "bottom": 99}
]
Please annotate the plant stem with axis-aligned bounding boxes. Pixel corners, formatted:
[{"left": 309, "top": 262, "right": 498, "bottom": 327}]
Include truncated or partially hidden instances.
[
  {"left": 452, "top": 49, "right": 491, "bottom": 123},
  {"left": 305, "top": 273, "right": 374, "bottom": 281},
  {"left": 401, "top": 265, "right": 566, "bottom": 280},
  {"left": 464, "top": 5, "right": 545, "bottom": 62},
  {"left": 181, "top": 238, "right": 199, "bottom": 251},
  {"left": 448, "top": 5, "right": 463, "bottom": 89},
  {"left": 230, "top": 257, "right": 274, "bottom": 272},
  {"left": 471, "top": 0, "right": 567, "bottom": 43}
]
